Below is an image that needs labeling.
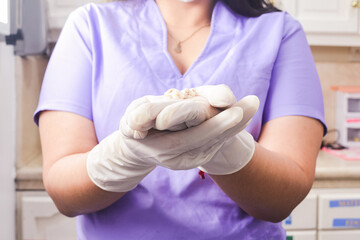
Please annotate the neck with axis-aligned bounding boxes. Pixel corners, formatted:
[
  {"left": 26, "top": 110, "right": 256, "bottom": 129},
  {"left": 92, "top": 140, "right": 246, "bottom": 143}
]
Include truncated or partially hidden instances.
[{"left": 155, "top": 0, "right": 216, "bottom": 28}]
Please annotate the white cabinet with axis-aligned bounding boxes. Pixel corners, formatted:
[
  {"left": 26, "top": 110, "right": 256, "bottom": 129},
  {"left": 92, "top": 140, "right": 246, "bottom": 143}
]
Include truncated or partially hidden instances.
[
  {"left": 45, "top": 0, "right": 105, "bottom": 41},
  {"left": 318, "top": 230, "right": 360, "bottom": 240},
  {"left": 273, "top": 0, "right": 360, "bottom": 46},
  {"left": 276, "top": 0, "right": 359, "bottom": 33},
  {"left": 334, "top": 87, "right": 360, "bottom": 147},
  {"left": 285, "top": 231, "right": 317, "bottom": 240},
  {"left": 17, "top": 191, "right": 77, "bottom": 240},
  {"left": 318, "top": 193, "right": 360, "bottom": 229},
  {"left": 283, "top": 193, "right": 317, "bottom": 230},
  {"left": 284, "top": 189, "right": 360, "bottom": 239},
  {"left": 46, "top": 0, "right": 104, "bottom": 30}
]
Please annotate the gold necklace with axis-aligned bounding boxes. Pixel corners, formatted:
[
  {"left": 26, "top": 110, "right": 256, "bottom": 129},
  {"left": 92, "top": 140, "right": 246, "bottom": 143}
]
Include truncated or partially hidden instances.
[{"left": 167, "top": 24, "right": 210, "bottom": 54}]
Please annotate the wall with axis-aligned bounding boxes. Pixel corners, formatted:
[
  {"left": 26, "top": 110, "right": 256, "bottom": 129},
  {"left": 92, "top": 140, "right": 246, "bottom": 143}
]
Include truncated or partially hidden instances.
[
  {"left": 0, "top": 42, "right": 16, "bottom": 240},
  {"left": 16, "top": 56, "right": 47, "bottom": 168},
  {"left": 311, "top": 46, "right": 360, "bottom": 142}
]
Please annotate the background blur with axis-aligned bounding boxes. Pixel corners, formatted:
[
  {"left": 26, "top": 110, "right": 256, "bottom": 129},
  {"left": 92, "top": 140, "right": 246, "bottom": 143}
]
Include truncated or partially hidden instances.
[{"left": 1, "top": 0, "right": 360, "bottom": 239}]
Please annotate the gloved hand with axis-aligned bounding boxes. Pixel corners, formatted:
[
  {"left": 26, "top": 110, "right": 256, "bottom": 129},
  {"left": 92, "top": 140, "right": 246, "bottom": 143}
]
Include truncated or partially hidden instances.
[
  {"left": 87, "top": 104, "right": 246, "bottom": 192},
  {"left": 156, "top": 85, "right": 237, "bottom": 131},
  {"left": 198, "top": 95, "right": 260, "bottom": 175},
  {"left": 120, "top": 95, "right": 181, "bottom": 139},
  {"left": 121, "top": 85, "right": 259, "bottom": 176},
  {"left": 121, "top": 84, "right": 237, "bottom": 139}
]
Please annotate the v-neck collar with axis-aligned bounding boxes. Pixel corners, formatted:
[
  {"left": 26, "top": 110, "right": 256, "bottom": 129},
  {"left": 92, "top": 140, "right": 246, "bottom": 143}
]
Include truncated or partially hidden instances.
[
  {"left": 151, "top": 0, "right": 218, "bottom": 78},
  {"left": 137, "top": 0, "right": 238, "bottom": 82}
]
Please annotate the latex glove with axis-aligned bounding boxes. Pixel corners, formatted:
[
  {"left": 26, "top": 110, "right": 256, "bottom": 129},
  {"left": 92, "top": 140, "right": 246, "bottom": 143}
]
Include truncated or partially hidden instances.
[
  {"left": 198, "top": 95, "right": 260, "bottom": 175},
  {"left": 155, "top": 85, "right": 237, "bottom": 131},
  {"left": 121, "top": 85, "right": 237, "bottom": 139},
  {"left": 120, "top": 95, "right": 181, "bottom": 139},
  {"left": 193, "top": 84, "right": 237, "bottom": 108},
  {"left": 87, "top": 105, "right": 245, "bottom": 192},
  {"left": 164, "top": 84, "right": 237, "bottom": 108}
]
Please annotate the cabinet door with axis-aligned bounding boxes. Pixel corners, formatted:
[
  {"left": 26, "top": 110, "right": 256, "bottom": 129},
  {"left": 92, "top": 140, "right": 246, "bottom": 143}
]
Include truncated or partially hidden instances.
[
  {"left": 318, "top": 230, "right": 360, "bottom": 240},
  {"left": 318, "top": 193, "right": 360, "bottom": 230},
  {"left": 282, "top": 193, "right": 317, "bottom": 230},
  {"left": 278, "top": 0, "right": 359, "bottom": 34},
  {"left": 46, "top": 0, "right": 104, "bottom": 29},
  {"left": 19, "top": 191, "right": 77, "bottom": 240},
  {"left": 286, "top": 230, "right": 317, "bottom": 240}
]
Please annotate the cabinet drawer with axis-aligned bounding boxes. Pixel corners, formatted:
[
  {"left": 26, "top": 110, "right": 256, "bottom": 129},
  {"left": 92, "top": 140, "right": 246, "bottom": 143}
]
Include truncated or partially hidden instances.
[
  {"left": 18, "top": 191, "right": 77, "bottom": 240},
  {"left": 318, "top": 230, "right": 360, "bottom": 240},
  {"left": 318, "top": 193, "right": 360, "bottom": 229},
  {"left": 283, "top": 193, "right": 317, "bottom": 230},
  {"left": 286, "top": 230, "right": 316, "bottom": 240}
]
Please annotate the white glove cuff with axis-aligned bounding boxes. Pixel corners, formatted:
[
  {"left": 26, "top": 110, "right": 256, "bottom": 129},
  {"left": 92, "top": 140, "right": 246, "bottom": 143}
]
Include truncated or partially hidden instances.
[
  {"left": 86, "top": 131, "right": 155, "bottom": 192},
  {"left": 198, "top": 130, "right": 255, "bottom": 175}
]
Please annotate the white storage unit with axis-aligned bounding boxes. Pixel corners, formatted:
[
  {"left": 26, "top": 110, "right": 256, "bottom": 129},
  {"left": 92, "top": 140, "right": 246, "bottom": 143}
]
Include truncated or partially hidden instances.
[
  {"left": 17, "top": 191, "right": 77, "bottom": 240},
  {"left": 277, "top": 0, "right": 359, "bottom": 33},
  {"left": 284, "top": 189, "right": 360, "bottom": 239},
  {"left": 285, "top": 231, "right": 317, "bottom": 240},
  {"left": 46, "top": 0, "right": 104, "bottom": 30},
  {"left": 45, "top": 0, "right": 105, "bottom": 41},
  {"left": 272, "top": 0, "right": 360, "bottom": 46},
  {"left": 283, "top": 193, "right": 317, "bottom": 230},
  {"left": 318, "top": 230, "right": 360, "bottom": 240},
  {"left": 334, "top": 87, "right": 360, "bottom": 147},
  {"left": 318, "top": 193, "right": 360, "bottom": 230}
]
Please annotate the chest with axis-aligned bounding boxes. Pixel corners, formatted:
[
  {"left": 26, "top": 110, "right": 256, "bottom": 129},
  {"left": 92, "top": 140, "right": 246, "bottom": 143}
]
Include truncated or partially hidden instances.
[
  {"left": 90, "top": 15, "right": 279, "bottom": 140},
  {"left": 167, "top": 27, "right": 211, "bottom": 75}
]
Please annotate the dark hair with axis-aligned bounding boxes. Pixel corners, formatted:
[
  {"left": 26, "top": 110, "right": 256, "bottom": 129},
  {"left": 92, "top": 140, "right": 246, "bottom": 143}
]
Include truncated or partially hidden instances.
[{"left": 221, "top": 0, "right": 280, "bottom": 17}]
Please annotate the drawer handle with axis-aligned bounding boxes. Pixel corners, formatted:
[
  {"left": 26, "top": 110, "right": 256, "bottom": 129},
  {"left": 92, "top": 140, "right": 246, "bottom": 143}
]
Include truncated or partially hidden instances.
[{"left": 352, "top": 0, "right": 360, "bottom": 8}]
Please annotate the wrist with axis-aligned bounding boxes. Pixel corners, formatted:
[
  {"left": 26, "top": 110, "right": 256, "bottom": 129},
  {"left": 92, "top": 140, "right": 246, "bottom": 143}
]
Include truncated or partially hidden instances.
[
  {"left": 198, "top": 130, "right": 255, "bottom": 175},
  {"left": 86, "top": 131, "right": 155, "bottom": 192}
]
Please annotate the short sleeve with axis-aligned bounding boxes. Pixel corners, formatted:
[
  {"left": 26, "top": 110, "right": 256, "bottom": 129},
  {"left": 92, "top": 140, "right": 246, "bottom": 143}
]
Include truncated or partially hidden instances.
[
  {"left": 263, "top": 13, "right": 327, "bottom": 134},
  {"left": 34, "top": 6, "right": 93, "bottom": 125}
]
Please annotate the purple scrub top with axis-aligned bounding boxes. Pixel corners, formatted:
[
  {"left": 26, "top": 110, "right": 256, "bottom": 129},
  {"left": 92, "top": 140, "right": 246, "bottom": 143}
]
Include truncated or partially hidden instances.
[{"left": 34, "top": 0, "right": 326, "bottom": 239}]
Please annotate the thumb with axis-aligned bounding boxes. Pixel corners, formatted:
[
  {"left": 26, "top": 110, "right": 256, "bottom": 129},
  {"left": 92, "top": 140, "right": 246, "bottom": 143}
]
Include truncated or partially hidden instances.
[
  {"left": 234, "top": 95, "right": 260, "bottom": 126},
  {"left": 195, "top": 84, "right": 237, "bottom": 108},
  {"left": 144, "top": 106, "right": 245, "bottom": 153}
]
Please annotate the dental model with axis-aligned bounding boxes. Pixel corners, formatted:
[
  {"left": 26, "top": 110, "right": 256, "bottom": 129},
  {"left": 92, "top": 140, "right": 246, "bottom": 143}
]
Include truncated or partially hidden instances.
[
  {"left": 121, "top": 85, "right": 237, "bottom": 139},
  {"left": 157, "top": 88, "right": 221, "bottom": 131},
  {"left": 164, "top": 88, "right": 198, "bottom": 99}
]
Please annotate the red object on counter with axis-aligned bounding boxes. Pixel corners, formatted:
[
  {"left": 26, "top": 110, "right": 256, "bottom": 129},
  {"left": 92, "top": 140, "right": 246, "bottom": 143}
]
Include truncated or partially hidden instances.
[
  {"left": 322, "top": 147, "right": 360, "bottom": 161},
  {"left": 346, "top": 118, "right": 360, "bottom": 123},
  {"left": 330, "top": 86, "right": 360, "bottom": 93}
]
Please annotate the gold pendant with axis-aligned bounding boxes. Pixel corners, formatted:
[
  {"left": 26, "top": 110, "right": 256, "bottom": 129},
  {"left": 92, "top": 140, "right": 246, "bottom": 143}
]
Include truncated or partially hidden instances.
[{"left": 174, "top": 42, "right": 182, "bottom": 54}]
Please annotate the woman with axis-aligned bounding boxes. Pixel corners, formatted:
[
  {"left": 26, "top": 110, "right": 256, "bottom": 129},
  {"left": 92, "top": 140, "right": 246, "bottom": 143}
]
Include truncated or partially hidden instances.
[{"left": 35, "top": 0, "right": 326, "bottom": 239}]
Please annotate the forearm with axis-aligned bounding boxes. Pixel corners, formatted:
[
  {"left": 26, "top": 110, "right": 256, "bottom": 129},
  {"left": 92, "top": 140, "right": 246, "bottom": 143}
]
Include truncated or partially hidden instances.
[
  {"left": 210, "top": 142, "right": 316, "bottom": 222},
  {"left": 43, "top": 152, "right": 125, "bottom": 217}
]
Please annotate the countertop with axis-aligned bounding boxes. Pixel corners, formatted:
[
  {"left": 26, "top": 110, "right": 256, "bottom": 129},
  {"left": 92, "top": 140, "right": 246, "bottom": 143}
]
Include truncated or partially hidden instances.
[
  {"left": 15, "top": 150, "right": 360, "bottom": 190},
  {"left": 312, "top": 150, "right": 360, "bottom": 188}
]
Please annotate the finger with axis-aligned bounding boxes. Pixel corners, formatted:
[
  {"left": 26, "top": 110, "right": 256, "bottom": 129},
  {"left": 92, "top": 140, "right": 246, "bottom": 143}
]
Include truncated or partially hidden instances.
[
  {"left": 119, "top": 117, "right": 148, "bottom": 139},
  {"left": 138, "top": 106, "right": 244, "bottom": 154},
  {"left": 120, "top": 95, "right": 172, "bottom": 139},
  {"left": 233, "top": 95, "right": 260, "bottom": 127},
  {"left": 124, "top": 95, "right": 155, "bottom": 116},
  {"left": 195, "top": 84, "right": 237, "bottom": 108},
  {"left": 218, "top": 95, "right": 260, "bottom": 136},
  {"left": 159, "top": 140, "right": 226, "bottom": 170},
  {"left": 127, "top": 98, "right": 180, "bottom": 131},
  {"left": 167, "top": 123, "right": 188, "bottom": 131},
  {"left": 155, "top": 99, "right": 220, "bottom": 130}
]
